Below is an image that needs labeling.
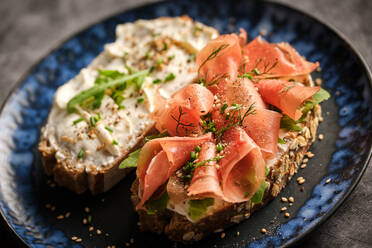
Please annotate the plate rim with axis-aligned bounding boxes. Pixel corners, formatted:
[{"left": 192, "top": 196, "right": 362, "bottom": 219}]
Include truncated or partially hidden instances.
[{"left": 0, "top": 1, "right": 371, "bottom": 247}]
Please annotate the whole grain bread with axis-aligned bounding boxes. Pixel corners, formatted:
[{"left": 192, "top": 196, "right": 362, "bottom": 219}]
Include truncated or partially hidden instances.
[
  {"left": 130, "top": 104, "right": 322, "bottom": 243},
  {"left": 38, "top": 16, "right": 219, "bottom": 195}
]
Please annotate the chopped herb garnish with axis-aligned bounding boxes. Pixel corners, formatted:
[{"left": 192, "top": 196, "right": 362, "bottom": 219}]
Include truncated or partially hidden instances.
[
  {"left": 165, "top": 73, "right": 176, "bottom": 82},
  {"left": 112, "top": 139, "right": 119, "bottom": 145},
  {"left": 89, "top": 116, "right": 97, "bottom": 127},
  {"left": 77, "top": 149, "right": 85, "bottom": 159},
  {"left": 72, "top": 117, "right": 84, "bottom": 125},
  {"left": 97, "top": 112, "right": 102, "bottom": 120},
  {"left": 67, "top": 70, "right": 149, "bottom": 113},
  {"left": 220, "top": 103, "right": 228, "bottom": 113},
  {"left": 193, "top": 25, "right": 202, "bottom": 36},
  {"left": 119, "top": 149, "right": 141, "bottom": 169},
  {"left": 195, "top": 145, "right": 201, "bottom": 153},
  {"left": 87, "top": 215, "right": 92, "bottom": 223},
  {"left": 278, "top": 137, "right": 286, "bottom": 144},
  {"left": 162, "top": 42, "right": 168, "bottom": 51},
  {"left": 149, "top": 66, "right": 155, "bottom": 73},
  {"left": 105, "top": 126, "right": 113, "bottom": 133},
  {"left": 238, "top": 73, "right": 253, "bottom": 80},
  {"left": 253, "top": 68, "right": 260, "bottom": 75},
  {"left": 198, "top": 44, "right": 229, "bottom": 76},
  {"left": 216, "top": 143, "right": 223, "bottom": 152},
  {"left": 124, "top": 52, "right": 129, "bottom": 57},
  {"left": 190, "top": 151, "right": 198, "bottom": 160},
  {"left": 137, "top": 97, "right": 144, "bottom": 103},
  {"left": 152, "top": 32, "right": 161, "bottom": 37},
  {"left": 118, "top": 105, "right": 125, "bottom": 110},
  {"left": 153, "top": 78, "right": 162, "bottom": 84},
  {"left": 170, "top": 106, "right": 194, "bottom": 135},
  {"left": 281, "top": 81, "right": 298, "bottom": 93},
  {"left": 168, "top": 54, "right": 175, "bottom": 61},
  {"left": 157, "top": 58, "right": 163, "bottom": 66},
  {"left": 145, "top": 51, "right": 150, "bottom": 59},
  {"left": 280, "top": 115, "right": 302, "bottom": 131}
]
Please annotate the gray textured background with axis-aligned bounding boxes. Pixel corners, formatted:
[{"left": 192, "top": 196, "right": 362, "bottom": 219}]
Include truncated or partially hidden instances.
[{"left": 0, "top": 0, "right": 371, "bottom": 247}]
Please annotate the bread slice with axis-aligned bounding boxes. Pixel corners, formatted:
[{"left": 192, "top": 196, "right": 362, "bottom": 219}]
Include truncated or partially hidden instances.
[
  {"left": 38, "top": 16, "right": 219, "bottom": 194},
  {"left": 130, "top": 101, "right": 322, "bottom": 243}
]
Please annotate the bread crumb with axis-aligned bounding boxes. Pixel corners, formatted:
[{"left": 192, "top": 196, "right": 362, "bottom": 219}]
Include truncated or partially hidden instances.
[
  {"left": 130, "top": 238, "right": 134, "bottom": 244},
  {"left": 65, "top": 212, "right": 71, "bottom": 218},
  {"left": 297, "top": 177, "right": 306, "bottom": 185},
  {"left": 89, "top": 226, "right": 94, "bottom": 232},
  {"left": 281, "top": 207, "right": 287, "bottom": 212},
  {"left": 305, "top": 151, "right": 314, "bottom": 158},
  {"left": 125, "top": 243, "right": 130, "bottom": 247},
  {"left": 221, "top": 232, "right": 226, "bottom": 238},
  {"left": 285, "top": 212, "right": 290, "bottom": 218},
  {"left": 96, "top": 229, "right": 102, "bottom": 235},
  {"left": 261, "top": 228, "right": 267, "bottom": 234},
  {"left": 83, "top": 218, "right": 87, "bottom": 224},
  {"left": 84, "top": 207, "right": 90, "bottom": 213},
  {"left": 315, "top": 78, "right": 322, "bottom": 86},
  {"left": 71, "top": 236, "right": 78, "bottom": 241},
  {"left": 288, "top": 197, "right": 294, "bottom": 203},
  {"left": 301, "top": 163, "right": 307, "bottom": 169},
  {"left": 57, "top": 215, "right": 64, "bottom": 220},
  {"left": 318, "top": 134, "right": 324, "bottom": 140},
  {"left": 76, "top": 238, "right": 82, "bottom": 243},
  {"left": 303, "top": 158, "right": 309, "bottom": 163},
  {"left": 236, "top": 231, "right": 240, "bottom": 236},
  {"left": 325, "top": 178, "right": 331, "bottom": 184},
  {"left": 281, "top": 197, "right": 288, "bottom": 203}
]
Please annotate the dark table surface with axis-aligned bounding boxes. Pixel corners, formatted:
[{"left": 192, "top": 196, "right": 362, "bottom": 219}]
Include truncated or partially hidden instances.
[{"left": 0, "top": 0, "right": 371, "bottom": 247}]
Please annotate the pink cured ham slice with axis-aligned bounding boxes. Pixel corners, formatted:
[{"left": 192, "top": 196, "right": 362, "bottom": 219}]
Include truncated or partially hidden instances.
[
  {"left": 218, "top": 127, "right": 266, "bottom": 202},
  {"left": 187, "top": 142, "right": 224, "bottom": 199},
  {"left": 196, "top": 33, "right": 242, "bottom": 83},
  {"left": 257, "top": 79, "right": 320, "bottom": 121},
  {"left": 136, "top": 133, "right": 212, "bottom": 209},
  {"left": 242, "top": 36, "right": 319, "bottom": 78},
  {"left": 154, "top": 84, "right": 214, "bottom": 136},
  {"left": 211, "top": 78, "right": 282, "bottom": 159}
]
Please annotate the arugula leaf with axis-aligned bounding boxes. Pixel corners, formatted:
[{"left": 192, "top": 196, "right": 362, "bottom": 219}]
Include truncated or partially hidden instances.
[
  {"left": 280, "top": 115, "right": 302, "bottom": 131},
  {"left": 302, "top": 88, "right": 330, "bottom": 114},
  {"left": 67, "top": 70, "right": 149, "bottom": 113},
  {"left": 278, "top": 137, "right": 286, "bottom": 144},
  {"left": 145, "top": 191, "right": 170, "bottom": 215},
  {"left": 119, "top": 149, "right": 141, "bottom": 169},
  {"left": 251, "top": 180, "right": 267, "bottom": 204},
  {"left": 188, "top": 198, "right": 214, "bottom": 221}
]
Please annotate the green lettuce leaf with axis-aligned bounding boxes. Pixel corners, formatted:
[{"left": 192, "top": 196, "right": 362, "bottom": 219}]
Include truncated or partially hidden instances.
[
  {"left": 188, "top": 198, "right": 214, "bottom": 221},
  {"left": 280, "top": 115, "right": 303, "bottom": 131},
  {"left": 145, "top": 191, "right": 170, "bottom": 215},
  {"left": 251, "top": 180, "right": 267, "bottom": 204},
  {"left": 119, "top": 149, "right": 141, "bottom": 169}
]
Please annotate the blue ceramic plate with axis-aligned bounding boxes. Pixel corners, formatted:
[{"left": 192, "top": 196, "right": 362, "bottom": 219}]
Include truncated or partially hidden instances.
[{"left": 0, "top": 1, "right": 371, "bottom": 247}]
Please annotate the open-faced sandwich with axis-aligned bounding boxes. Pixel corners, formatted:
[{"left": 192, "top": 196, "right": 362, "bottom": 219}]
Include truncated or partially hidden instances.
[
  {"left": 129, "top": 30, "right": 330, "bottom": 242},
  {"left": 38, "top": 16, "right": 219, "bottom": 194}
]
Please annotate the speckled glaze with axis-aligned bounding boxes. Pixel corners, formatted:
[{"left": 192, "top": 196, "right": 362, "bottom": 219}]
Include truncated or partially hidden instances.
[{"left": 0, "top": 1, "right": 371, "bottom": 247}]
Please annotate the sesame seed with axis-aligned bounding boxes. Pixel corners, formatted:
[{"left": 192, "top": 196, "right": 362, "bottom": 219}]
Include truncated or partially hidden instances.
[
  {"left": 298, "top": 178, "right": 306, "bottom": 185},
  {"left": 325, "top": 178, "right": 331, "bottom": 184},
  {"left": 285, "top": 212, "right": 290, "bottom": 218},
  {"left": 57, "top": 215, "right": 64, "bottom": 220},
  {"left": 65, "top": 212, "right": 71, "bottom": 218},
  {"left": 236, "top": 231, "right": 240, "bottom": 236},
  {"left": 281, "top": 207, "right": 287, "bottom": 212},
  {"left": 221, "top": 232, "right": 226, "bottom": 238},
  {"left": 318, "top": 134, "right": 324, "bottom": 140},
  {"left": 315, "top": 78, "right": 322, "bottom": 86},
  {"left": 301, "top": 163, "right": 307, "bottom": 169},
  {"left": 303, "top": 158, "right": 309, "bottom": 163},
  {"left": 289, "top": 203, "right": 293, "bottom": 207},
  {"left": 96, "top": 229, "right": 102, "bottom": 235},
  {"left": 288, "top": 197, "right": 294, "bottom": 203},
  {"left": 297, "top": 177, "right": 304, "bottom": 182},
  {"left": 281, "top": 197, "right": 288, "bottom": 203},
  {"left": 84, "top": 207, "right": 90, "bottom": 213},
  {"left": 71, "top": 236, "right": 78, "bottom": 241},
  {"left": 76, "top": 238, "right": 82, "bottom": 243},
  {"left": 89, "top": 226, "right": 94, "bottom": 232},
  {"left": 83, "top": 218, "right": 87, "bottom": 224},
  {"left": 261, "top": 228, "right": 267, "bottom": 234},
  {"left": 305, "top": 152, "right": 314, "bottom": 158},
  {"left": 50, "top": 206, "right": 56, "bottom": 212}
]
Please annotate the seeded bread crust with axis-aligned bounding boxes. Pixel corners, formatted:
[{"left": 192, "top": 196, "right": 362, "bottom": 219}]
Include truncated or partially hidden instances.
[{"left": 130, "top": 105, "right": 321, "bottom": 243}]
